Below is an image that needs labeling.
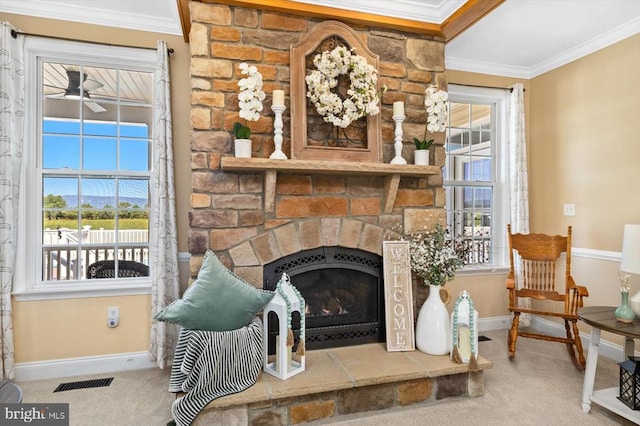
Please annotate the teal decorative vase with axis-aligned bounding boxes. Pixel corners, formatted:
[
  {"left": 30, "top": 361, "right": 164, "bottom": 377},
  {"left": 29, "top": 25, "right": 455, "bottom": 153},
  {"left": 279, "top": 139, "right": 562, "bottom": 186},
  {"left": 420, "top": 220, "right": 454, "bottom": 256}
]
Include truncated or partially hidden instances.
[{"left": 615, "top": 291, "right": 636, "bottom": 323}]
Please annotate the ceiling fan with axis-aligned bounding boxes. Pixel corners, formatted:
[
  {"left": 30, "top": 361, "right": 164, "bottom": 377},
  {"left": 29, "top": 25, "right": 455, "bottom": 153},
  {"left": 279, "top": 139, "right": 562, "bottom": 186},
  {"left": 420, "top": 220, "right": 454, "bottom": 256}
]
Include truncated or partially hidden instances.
[{"left": 45, "top": 69, "right": 108, "bottom": 113}]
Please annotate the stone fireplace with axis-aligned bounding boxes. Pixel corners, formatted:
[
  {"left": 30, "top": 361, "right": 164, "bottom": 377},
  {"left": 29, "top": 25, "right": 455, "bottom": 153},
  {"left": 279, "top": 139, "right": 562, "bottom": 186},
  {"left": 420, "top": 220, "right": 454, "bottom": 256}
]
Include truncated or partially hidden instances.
[
  {"left": 188, "top": 2, "right": 447, "bottom": 339},
  {"left": 183, "top": 3, "right": 491, "bottom": 423}
]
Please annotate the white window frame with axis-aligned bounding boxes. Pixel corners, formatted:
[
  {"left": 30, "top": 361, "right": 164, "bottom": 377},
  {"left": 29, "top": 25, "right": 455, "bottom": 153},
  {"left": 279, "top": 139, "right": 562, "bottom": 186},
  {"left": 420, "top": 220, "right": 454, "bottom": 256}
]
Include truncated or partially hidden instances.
[
  {"left": 14, "top": 37, "right": 156, "bottom": 301},
  {"left": 445, "top": 84, "right": 510, "bottom": 273}
]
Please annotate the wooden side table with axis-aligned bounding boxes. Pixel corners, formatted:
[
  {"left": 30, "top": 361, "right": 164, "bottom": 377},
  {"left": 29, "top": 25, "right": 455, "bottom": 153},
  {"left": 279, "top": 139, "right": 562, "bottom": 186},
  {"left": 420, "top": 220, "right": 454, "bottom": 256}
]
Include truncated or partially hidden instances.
[{"left": 579, "top": 306, "right": 640, "bottom": 423}]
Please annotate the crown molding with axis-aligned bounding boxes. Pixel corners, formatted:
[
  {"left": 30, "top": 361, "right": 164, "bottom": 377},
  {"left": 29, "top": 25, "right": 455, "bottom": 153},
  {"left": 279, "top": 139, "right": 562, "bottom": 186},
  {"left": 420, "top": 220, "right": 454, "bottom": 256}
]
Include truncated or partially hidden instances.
[
  {"left": 0, "top": 0, "right": 183, "bottom": 36},
  {"left": 529, "top": 16, "right": 640, "bottom": 78},
  {"left": 445, "top": 55, "right": 532, "bottom": 79},
  {"left": 293, "top": 0, "right": 467, "bottom": 24},
  {"left": 446, "top": 16, "right": 640, "bottom": 79}
]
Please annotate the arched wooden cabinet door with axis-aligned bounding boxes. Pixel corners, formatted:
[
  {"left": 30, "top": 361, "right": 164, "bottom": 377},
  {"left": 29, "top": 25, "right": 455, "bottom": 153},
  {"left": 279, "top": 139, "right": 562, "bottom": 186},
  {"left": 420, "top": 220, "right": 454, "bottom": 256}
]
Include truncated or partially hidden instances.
[{"left": 290, "top": 20, "right": 382, "bottom": 163}]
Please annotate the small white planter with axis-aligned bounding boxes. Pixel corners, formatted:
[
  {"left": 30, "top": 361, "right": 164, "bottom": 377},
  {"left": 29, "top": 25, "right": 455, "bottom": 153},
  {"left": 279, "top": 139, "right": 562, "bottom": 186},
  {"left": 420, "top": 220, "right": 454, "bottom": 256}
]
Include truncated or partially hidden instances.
[
  {"left": 234, "top": 139, "right": 252, "bottom": 158},
  {"left": 414, "top": 149, "right": 429, "bottom": 165}
]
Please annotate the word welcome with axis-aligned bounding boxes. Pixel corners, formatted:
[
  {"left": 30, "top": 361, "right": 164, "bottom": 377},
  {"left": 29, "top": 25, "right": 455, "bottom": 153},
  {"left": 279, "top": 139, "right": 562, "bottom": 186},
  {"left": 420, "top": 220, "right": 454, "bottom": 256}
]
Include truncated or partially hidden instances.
[{"left": 383, "top": 241, "right": 415, "bottom": 351}]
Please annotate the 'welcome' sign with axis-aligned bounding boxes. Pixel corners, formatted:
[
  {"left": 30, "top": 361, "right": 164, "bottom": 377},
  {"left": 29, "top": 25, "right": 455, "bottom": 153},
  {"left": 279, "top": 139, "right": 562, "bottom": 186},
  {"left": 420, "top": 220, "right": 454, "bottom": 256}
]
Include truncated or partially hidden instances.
[{"left": 382, "top": 241, "right": 415, "bottom": 351}]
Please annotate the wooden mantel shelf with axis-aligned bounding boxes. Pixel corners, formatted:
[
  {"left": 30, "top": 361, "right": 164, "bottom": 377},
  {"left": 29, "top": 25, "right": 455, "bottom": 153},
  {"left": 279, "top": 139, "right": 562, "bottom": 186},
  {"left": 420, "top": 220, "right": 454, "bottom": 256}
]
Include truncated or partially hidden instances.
[{"left": 221, "top": 157, "right": 439, "bottom": 213}]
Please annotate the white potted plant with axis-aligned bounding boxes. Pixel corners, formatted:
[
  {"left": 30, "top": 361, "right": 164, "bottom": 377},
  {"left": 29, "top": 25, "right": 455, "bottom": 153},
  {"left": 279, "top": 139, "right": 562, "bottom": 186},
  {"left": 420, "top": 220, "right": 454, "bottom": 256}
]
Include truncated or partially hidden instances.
[
  {"left": 407, "top": 223, "right": 468, "bottom": 355},
  {"left": 233, "top": 62, "right": 265, "bottom": 158},
  {"left": 414, "top": 85, "right": 448, "bottom": 165}
]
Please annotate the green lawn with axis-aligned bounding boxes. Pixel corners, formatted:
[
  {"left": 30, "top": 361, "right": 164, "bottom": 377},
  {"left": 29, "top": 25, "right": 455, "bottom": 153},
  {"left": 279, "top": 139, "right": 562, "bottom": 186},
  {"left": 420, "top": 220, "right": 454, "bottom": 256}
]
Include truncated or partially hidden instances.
[{"left": 44, "top": 219, "right": 148, "bottom": 230}]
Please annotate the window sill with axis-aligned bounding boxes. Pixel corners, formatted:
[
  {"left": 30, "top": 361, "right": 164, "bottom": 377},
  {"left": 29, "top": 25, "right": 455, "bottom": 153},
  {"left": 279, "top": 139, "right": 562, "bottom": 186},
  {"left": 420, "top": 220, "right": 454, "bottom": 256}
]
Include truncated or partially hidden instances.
[
  {"left": 13, "top": 280, "right": 152, "bottom": 301},
  {"left": 456, "top": 265, "right": 510, "bottom": 276}
]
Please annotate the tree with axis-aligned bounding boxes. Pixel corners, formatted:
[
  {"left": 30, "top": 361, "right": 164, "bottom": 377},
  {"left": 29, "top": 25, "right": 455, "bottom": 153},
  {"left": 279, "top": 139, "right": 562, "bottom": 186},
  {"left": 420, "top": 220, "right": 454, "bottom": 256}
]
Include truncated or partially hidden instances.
[
  {"left": 43, "top": 194, "right": 67, "bottom": 220},
  {"left": 119, "top": 201, "right": 132, "bottom": 219},
  {"left": 81, "top": 202, "right": 96, "bottom": 220}
]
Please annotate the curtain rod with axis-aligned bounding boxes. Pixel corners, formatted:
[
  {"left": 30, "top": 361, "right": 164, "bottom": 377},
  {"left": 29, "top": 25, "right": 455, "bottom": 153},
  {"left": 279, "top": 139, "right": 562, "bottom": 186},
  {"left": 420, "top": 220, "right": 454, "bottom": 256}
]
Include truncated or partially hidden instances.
[
  {"left": 449, "top": 82, "right": 525, "bottom": 93},
  {"left": 10, "top": 29, "right": 174, "bottom": 55}
]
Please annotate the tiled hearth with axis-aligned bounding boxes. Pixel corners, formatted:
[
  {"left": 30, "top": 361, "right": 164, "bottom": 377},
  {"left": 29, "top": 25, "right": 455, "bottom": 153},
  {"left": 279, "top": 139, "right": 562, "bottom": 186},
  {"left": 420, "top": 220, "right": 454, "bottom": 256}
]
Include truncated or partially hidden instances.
[{"left": 192, "top": 343, "right": 491, "bottom": 425}]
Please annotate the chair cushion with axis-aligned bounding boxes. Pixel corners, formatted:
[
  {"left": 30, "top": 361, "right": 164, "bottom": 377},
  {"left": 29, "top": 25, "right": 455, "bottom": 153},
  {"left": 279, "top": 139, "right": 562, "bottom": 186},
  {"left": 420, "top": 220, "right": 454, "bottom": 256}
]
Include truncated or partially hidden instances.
[{"left": 154, "top": 250, "right": 274, "bottom": 331}]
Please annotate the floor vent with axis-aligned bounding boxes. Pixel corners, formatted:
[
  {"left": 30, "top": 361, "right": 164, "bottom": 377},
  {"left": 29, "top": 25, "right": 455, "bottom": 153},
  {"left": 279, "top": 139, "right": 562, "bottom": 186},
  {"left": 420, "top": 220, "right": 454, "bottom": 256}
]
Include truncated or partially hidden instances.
[
  {"left": 478, "top": 335, "right": 492, "bottom": 342},
  {"left": 54, "top": 377, "right": 113, "bottom": 392}
]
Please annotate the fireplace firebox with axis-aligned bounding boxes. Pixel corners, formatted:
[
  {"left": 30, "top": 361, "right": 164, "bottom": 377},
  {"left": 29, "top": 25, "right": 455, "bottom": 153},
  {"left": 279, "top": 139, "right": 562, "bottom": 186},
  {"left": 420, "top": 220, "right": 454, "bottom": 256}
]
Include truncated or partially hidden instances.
[{"left": 264, "top": 246, "right": 385, "bottom": 350}]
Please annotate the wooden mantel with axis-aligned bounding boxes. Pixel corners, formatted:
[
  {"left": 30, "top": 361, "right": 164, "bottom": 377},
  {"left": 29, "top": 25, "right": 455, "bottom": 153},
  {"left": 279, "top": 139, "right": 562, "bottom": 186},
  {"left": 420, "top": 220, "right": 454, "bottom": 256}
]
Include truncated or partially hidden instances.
[
  {"left": 177, "top": 0, "right": 505, "bottom": 43},
  {"left": 221, "top": 157, "right": 439, "bottom": 214}
]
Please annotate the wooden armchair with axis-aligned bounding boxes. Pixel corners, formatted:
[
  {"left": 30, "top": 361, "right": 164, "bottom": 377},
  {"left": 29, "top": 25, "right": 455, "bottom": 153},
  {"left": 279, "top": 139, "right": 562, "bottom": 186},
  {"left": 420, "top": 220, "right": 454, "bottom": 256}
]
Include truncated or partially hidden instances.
[
  {"left": 506, "top": 225, "right": 589, "bottom": 370},
  {"left": 87, "top": 260, "right": 149, "bottom": 279}
]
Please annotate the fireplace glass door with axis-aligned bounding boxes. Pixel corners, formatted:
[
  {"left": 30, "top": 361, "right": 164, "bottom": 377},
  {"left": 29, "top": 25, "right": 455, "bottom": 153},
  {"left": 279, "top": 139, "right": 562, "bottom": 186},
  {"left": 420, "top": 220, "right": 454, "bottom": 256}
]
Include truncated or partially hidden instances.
[{"left": 264, "top": 247, "right": 384, "bottom": 350}]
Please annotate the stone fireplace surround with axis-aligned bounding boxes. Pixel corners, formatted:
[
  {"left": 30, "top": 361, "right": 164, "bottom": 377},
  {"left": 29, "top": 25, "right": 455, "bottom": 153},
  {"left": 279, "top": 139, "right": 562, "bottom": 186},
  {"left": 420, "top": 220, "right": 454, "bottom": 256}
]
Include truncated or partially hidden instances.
[{"left": 186, "top": 2, "right": 491, "bottom": 423}]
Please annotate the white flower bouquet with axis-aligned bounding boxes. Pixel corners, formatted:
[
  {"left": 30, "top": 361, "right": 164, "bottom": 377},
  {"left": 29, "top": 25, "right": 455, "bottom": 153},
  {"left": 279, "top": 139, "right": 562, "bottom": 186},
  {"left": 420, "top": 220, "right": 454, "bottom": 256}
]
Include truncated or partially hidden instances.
[
  {"left": 233, "top": 62, "right": 266, "bottom": 139},
  {"left": 407, "top": 223, "right": 468, "bottom": 287},
  {"left": 414, "top": 85, "right": 448, "bottom": 150}
]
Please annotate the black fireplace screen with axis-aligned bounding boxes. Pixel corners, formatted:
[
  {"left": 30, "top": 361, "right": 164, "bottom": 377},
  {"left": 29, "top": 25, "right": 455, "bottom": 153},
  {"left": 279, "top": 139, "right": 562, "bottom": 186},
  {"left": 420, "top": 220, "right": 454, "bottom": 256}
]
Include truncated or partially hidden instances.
[{"left": 264, "top": 246, "right": 385, "bottom": 350}]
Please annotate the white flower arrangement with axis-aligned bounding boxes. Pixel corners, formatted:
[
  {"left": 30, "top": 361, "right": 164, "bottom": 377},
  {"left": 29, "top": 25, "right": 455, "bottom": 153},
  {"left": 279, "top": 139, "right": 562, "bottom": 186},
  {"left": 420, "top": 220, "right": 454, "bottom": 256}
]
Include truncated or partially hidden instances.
[
  {"left": 305, "top": 45, "right": 380, "bottom": 128},
  {"left": 424, "top": 85, "right": 448, "bottom": 133},
  {"left": 407, "top": 223, "right": 468, "bottom": 287},
  {"left": 414, "top": 85, "right": 448, "bottom": 150},
  {"left": 620, "top": 271, "right": 631, "bottom": 293},
  {"left": 233, "top": 62, "right": 266, "bottom": 139}
]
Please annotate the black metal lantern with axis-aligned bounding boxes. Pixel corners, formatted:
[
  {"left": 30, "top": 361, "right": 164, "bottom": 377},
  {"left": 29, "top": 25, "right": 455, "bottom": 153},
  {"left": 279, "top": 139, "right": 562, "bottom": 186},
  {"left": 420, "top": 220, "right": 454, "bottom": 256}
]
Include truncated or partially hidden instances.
[{"left": 618, "top": 356, "right": 640, "bottom": 410}]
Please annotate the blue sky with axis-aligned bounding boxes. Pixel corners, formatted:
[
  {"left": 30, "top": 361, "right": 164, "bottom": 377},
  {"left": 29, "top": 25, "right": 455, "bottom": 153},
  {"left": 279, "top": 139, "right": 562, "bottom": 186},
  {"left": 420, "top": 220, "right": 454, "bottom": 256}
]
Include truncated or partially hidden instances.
[{"left": 42, "top": 118, "right": 150, "bottom": 204}]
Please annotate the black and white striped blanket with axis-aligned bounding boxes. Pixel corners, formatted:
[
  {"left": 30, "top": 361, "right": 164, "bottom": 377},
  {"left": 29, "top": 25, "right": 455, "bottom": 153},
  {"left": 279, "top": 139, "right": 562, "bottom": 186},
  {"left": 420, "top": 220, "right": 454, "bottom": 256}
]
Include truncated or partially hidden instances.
[{"left": 168, "top": 317, "right": 264, "bottom": 426}]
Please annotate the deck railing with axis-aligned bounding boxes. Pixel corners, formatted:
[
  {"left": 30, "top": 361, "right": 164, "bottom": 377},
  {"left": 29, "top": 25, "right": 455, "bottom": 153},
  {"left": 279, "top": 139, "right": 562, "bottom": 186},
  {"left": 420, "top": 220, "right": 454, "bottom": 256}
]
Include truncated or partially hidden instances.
[{"left": 43, "top": 228, "right": 149, "bottom": 280}]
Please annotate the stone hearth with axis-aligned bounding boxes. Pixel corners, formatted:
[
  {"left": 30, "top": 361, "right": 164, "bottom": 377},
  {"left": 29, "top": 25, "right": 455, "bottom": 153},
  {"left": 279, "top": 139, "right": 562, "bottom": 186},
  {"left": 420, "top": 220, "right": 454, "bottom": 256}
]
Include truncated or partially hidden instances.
[{"left": 192, "top": 343, "right": 492, "bottom": 425}]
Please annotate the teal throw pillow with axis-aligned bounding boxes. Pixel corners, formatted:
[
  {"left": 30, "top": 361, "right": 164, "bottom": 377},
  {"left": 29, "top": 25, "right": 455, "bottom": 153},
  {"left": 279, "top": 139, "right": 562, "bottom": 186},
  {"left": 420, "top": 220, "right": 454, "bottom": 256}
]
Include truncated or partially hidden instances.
[{"left": 154, "top": 250, "right": 274, "bottom": 331}]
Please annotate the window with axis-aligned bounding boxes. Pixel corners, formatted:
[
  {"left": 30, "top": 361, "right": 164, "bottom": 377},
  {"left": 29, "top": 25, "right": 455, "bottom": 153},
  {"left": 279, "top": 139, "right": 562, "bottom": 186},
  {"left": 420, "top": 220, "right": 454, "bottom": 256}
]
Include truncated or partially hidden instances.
[
  {"left": 17, "top": 37, "right": 156, "bottom": 298},
  {"left": 444, "top": 85, "right": 509, "bottom": 270}
]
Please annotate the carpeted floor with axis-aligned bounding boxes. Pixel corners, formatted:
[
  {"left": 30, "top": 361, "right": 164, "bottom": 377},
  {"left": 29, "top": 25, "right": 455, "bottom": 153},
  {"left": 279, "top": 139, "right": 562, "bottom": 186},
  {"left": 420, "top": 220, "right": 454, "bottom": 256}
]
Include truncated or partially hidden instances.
[{"left": 15, "top": 329, "right": 635, "bottom": 425}]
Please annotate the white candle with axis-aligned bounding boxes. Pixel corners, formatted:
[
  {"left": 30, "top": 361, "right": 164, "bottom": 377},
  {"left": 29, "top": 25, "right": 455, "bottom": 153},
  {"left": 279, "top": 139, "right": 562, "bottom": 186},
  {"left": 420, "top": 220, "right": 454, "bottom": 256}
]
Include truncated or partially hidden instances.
[
  {"left": 393, "top": 101, "right": 404, "bottom": 116},
  {"left": 458, "top": 326, "right": 472, "bottom": 361},
  {"left": 273, "top": 90, "right": 285, "bottom": 107}
]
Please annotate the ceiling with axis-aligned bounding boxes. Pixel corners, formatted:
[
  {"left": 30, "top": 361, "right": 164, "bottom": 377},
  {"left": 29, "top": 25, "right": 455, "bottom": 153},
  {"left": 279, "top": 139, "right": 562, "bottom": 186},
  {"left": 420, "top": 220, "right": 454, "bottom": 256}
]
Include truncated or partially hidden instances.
[{"left": 1, "top": 0, "right": 639, "bottom": 78}]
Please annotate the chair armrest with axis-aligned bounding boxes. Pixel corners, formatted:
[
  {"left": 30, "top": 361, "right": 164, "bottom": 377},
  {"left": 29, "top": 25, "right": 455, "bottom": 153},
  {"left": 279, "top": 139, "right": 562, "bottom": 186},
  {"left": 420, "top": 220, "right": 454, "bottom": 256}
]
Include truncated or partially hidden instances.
[
  {"left": 567, "top": 276, "right": 589, "bottom": 297},
  {"left": 576, "top": 285, "right": 589, "bottom": 297},
  {"left": 506, "top": 271, "right": 515, "bottom": 289}
]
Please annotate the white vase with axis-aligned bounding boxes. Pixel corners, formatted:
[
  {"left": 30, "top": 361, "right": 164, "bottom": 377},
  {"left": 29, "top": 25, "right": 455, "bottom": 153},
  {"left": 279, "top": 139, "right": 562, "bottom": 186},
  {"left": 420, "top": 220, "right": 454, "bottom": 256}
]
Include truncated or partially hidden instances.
[
  {"left": 414, "top": 149, "right": 429, "bottom": 165},
  {"left": 415, "top": 284, "right": 451, "bottom": 355},
  {"left": 234, "top": 138, "right": 252, "bottom": 158}
]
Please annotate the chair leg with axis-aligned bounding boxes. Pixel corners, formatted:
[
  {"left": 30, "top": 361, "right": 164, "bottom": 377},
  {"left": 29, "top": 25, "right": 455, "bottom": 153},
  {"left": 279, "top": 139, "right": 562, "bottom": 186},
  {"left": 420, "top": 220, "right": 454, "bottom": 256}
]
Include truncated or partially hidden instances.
[
  {"left": 572, "top": 320, "right": 586, "bottom": 370},
  {"left": 508, "top": 312, "right": 520, "bottom": 359},
  {"left": 564, "top": 319, "right": 576, "bottom": 358}
]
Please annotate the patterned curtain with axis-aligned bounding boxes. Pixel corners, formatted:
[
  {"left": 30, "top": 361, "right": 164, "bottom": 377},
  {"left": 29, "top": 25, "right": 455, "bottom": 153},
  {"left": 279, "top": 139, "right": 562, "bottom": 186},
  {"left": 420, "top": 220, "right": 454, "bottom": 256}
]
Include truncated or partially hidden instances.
[
  {"left": 0, "top": 22, "right": 25, "bottom": 380},
  {"left": 149, "top": 40, "right": 180, "bottom": 368},
  {"left": 507, "top": 83, "right": 531, "bottom": 324},
  {"left": 508, "top": 83, "right": 529, "bottom": 234}
]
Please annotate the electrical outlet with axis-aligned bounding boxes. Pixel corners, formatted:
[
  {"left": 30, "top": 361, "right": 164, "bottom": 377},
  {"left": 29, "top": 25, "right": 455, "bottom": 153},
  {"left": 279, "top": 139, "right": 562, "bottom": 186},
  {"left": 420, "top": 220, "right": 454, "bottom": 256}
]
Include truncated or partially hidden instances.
[
  {"left": 563, "top": 203, "right": 575, "bottom": 216},
  {"left": 107, "top": 306, "right": 119, "bottom": 328}
]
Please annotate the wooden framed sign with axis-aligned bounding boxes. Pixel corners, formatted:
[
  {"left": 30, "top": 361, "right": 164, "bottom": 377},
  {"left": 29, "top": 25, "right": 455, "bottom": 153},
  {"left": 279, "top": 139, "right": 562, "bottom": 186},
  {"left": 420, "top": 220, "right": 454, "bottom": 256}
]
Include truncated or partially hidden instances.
[{"left": 382, "top": 241, "right": 415, "bottom": 351}]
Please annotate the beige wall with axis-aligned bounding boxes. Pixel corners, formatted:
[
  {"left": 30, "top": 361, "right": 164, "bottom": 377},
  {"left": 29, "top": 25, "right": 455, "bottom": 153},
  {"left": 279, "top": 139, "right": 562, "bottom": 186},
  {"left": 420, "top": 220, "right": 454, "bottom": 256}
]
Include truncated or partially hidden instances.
[
  {"left": 3, "top": 11, "right": 638, "bottom": 363},
  {"left": 2, "top": 12, "right": 191, "bottom": 362},
  {"left": 529, "top": 34, "right": 640, "bottom": 343},
  {"left": 529, "top": 34, "right": 640, "bottom": 250}
]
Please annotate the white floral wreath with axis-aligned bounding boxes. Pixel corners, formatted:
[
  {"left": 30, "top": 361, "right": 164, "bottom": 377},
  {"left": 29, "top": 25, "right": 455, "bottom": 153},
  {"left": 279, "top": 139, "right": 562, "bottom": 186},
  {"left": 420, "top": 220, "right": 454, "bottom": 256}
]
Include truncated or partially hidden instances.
[{"left": 305, "top": 45, "right": 380, "bottom": 128}]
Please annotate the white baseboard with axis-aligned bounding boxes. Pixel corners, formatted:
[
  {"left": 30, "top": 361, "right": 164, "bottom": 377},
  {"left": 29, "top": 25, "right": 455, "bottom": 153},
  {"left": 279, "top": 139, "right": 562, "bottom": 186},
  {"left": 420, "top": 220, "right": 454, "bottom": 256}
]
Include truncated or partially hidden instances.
[
  {"left": 15, "top": 351, "right": 157, "bottom": 382},
  {"left": 529, "top": 316, "right": 633, "bottom": 362},
  {"left": 15, "top": 315, "right": 628, "bottom": 382},
  {"left": 478, "top": 315, "right": 511, "bottom": 332}
]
